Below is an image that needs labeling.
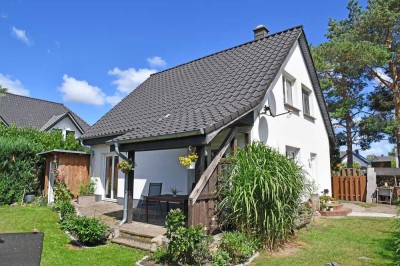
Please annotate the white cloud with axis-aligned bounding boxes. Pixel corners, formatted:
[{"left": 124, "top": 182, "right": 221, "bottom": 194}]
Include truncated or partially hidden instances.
[
  {"left": 59, "top": 74, "right": 106, "bottom": 106},
  {"left": 108, "top": 67, "right": 156, "bottom": 93},
  {"left": 11, "top": 26, "right": 32, "bottom": 46},
  {"left": 359, "top": 140, "right": 392, "bottom": 157},
  {"left": 147, "top": 56, "right": 167, "bottom": 68},
  {"left": 0, "top": 73, "right": 30, "bottom": 96},
  {"left": 105, "top": 95, "right": 123, "bottom": 106}
]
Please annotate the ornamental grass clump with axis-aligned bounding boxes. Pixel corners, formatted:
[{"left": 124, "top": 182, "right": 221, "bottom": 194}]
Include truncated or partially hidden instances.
[{"left": 217, "top": 142, "right": 306, "bottom": 250}]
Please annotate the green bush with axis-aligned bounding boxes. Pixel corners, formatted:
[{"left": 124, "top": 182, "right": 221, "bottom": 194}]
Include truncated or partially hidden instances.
[
  {"left": 78, "top": 179, "right": 95, "bottom": 196},
  {"left": 61, "top": 216, "right": 108, "bottom": 245},
  {"left": 0, "top": 137, "right": 41, "bottom": 204},
  {"left": 218, "top": 232, "right": 257, "bottom": 264},
  {"left": 217, "top": 142, "right": 307, "bottom": 249},
  {"left": 53, "top": 174, "right": 73, "bottom": 205},
  {"left": 58, "top": 200, "right": 76, "bottom": 221},
  {"left": 153, "top": 209, "right": 210, "bottom": 265},
  {"left": 211, "top": 250, "right": 231, "bottom": 266}
]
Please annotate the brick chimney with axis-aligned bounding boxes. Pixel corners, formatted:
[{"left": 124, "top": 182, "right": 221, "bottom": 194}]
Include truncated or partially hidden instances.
[{"left": 253, "top": 25, "right": 269, "bottom": 40}]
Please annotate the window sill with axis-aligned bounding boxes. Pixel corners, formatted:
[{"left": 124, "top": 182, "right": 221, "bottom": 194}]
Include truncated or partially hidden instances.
[
  {"left": 304, "top": 113, "right": 316, "bottom": 121},
  {"left": 284, "top": 103, "right": 301, "bottom": 113}
]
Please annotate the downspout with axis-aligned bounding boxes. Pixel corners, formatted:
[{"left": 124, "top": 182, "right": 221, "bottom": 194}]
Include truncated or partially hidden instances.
[{"left": 114, "top": 142, "right": 129, "bottom": 226}]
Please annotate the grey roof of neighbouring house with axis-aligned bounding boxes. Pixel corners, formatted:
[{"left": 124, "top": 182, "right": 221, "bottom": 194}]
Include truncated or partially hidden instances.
[
  {"left": 0, "top": 93, "right": 90, "bottom": 132},
  {"left": 340, "top": 151, "right": 369, "bottom": 164},
  {"left": 371, "top": 155, "right": 395, "bottom": 162},
  {"left": 81, "top": 26, "right": 335, "bottom": 145}
]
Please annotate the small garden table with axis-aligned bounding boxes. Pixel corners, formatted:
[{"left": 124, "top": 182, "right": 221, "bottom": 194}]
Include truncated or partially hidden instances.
[{"left": 144, "top": 194, "right": 189, "bottom": 222}]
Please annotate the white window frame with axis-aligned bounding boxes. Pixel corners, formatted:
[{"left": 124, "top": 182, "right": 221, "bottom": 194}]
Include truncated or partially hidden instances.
[
  {"left": 286, "top": 145, "right": 300, "bottom": 163},
  {"left": 282, "top": 72, "right": 296, "bottom": 106},
  {"left": 302, "top": 84, "right": 313, "bottom": 118}
]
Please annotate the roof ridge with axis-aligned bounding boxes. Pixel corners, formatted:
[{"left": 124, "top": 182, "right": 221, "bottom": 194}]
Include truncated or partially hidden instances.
[
  {"left": 151, "top": 25, "right": 303, "bottom": 77},
  {"left": 5, "top": 92, "right": 65, "bottom": 106}
]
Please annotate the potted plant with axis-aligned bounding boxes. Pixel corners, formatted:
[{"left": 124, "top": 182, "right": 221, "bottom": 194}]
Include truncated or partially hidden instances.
[
  {"left": 117, "top": 160, "right": 134, "bottom": 174},
  {"left": 179, "top": 152, "right": 198, "bottom": 169},
  {"left": 328, "top": 206, "right": 334, "bottom": 212},
  {"left": 169, "top": 187, "right": 182, "bottom": 197},
  {"left": 321, "top": 204, "right": 327, "bottom": 212}
]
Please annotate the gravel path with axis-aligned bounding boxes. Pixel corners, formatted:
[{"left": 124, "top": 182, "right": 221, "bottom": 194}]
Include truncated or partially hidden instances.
[{"left": 342, "top": 202, "right": 398, "bottom": 218}]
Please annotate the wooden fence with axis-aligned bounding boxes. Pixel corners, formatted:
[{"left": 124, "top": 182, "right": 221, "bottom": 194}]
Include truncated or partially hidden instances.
[{"left": 332, "top": 168, "right": 366, "bottom": 202}]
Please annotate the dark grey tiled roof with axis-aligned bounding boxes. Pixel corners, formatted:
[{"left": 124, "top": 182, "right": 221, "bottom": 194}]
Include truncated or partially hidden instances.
[
  {"left": 82, "top": 26, "right": 334, "bottom": 145},
  {"left": 0, "top": 93, "right": 90, "bottom": 132}
]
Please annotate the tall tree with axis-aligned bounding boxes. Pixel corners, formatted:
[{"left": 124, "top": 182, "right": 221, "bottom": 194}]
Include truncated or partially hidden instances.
[
  {"left": 331, "top": 0, "right": 400, "bottom": 163},
  {"left": 312, "top": 1, "right": 369, "bottom": 168}
]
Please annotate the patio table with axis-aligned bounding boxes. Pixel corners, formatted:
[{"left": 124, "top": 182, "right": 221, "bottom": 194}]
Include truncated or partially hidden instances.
[{"left": 144, "top": 194, "right": 189, "bottom": 222}]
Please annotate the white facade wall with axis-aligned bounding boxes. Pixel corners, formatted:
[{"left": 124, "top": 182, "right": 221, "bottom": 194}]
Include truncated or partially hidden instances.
[
  {"left": 90, "top": 144, "right": 192, "bottom": 204},
  {"left": 251, "top": 41, "right": 331, "bottom": 192},
  {"left": 49, "top": 116, "right": 82, "bottom": 139}
]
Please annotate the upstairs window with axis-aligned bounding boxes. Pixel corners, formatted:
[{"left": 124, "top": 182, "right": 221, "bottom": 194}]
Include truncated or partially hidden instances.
[
  {"left": 66, "top": 130, "right": 75, "bottom": 137},
  {"left": 283, "top": 75, "right": 294, "bottom": 106},
  {"left": 302, "top": 88, "right": 311, "bottom": 115}
]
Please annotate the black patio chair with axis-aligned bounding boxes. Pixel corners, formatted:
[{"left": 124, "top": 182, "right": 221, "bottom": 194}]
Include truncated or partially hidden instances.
[{"left": 138, "top": 182, "right": 163, "bottom": 219}]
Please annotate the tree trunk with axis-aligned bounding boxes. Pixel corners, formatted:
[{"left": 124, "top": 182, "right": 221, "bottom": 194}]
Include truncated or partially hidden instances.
[
  {"left": 391, "top": 65, "right": 400, "bottom": 167},
  {"left": 346, "top": 110, "right": 353, "bottom": 168}
]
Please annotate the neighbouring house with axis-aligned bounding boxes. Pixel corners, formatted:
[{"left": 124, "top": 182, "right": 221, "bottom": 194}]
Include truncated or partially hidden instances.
[
  {"left": 81, "top": 25, "right": 335, "bottom": 228},
  {"left": 370, "top": 155, "right": 397, "bottom": 168},
  {"left": 0, "top": 92, "right": 89, "bottom": 139},
  {"left": 340, "top": 150, "right": 369, "bottom": 169},
  {"left": 38, "top": 150, "right": 91, "bottom": 204}
]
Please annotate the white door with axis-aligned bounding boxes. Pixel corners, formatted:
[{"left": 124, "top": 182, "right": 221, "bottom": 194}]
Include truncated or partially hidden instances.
[{"left": 48, "top": 161, "right": 56, "bottom": 204}]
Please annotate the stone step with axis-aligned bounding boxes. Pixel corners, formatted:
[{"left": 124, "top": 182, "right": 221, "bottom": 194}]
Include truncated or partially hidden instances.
[
  {"left": 111, "top": 237, "right": 152, "bottom": 251},
  {"left": 119, "top": 229, "right": 154, "bottom": 244},
  {"left": 320, "top": 207, "right": 352, "bottom": 217}
]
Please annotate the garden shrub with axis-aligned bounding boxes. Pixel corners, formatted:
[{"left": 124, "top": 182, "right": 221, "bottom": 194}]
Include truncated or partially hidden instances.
[
  {"left": 211, "top": 250, "right": 231, "bottom": 266},
  {"left": 218, "top": 231, "right": 257, "bottom": 264},
  {"left": 152, "top": 209, "right": 210, "bottom": 265},
  {"left": 53, "top": 173, "right": 73, "bottom": 207},
  {"left": 61, "top": 216, "right": 108, "bottom": 245},
  {"left": 58, "top": 200, "right": 76, "bottom": 221},
  {"left": 217, "top": 142, "right": 307, "bottom": 249},
  {"left": 78, "top": 179, "right": 95, "bottom": 196},
  {"left": 0, "top": 137, "right": 41, "bottom": 204}
]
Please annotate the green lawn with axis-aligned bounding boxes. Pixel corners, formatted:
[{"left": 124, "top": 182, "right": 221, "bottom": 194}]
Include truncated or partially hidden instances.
[
  {"left": 0, "top": 205, "right": 144, "bottom": 266},
  {"left": 253, "top": 217, "right": 399, "bottom": 266}
]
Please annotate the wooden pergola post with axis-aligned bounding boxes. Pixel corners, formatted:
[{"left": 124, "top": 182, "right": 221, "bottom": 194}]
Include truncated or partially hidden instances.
[{"left": 127, "top": 151, "right": 135, "bottom": 223}]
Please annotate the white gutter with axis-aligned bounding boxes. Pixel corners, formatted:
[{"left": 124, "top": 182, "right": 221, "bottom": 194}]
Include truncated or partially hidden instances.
[{"left": 114, "top": 142, "right": 129, "bottom": 226}]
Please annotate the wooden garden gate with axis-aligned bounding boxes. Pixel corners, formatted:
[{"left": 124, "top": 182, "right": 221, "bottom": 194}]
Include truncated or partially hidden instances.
[{"left": 332, "top": 168, "right": 367, "bottom": 202}]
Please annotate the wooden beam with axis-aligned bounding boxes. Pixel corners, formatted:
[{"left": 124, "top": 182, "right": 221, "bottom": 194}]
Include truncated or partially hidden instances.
[
  {"left": 195, "top": 146, "right": 206, "bottom": 183},
  {"left": 245, "top": 133, "right": 251, "bottom": 146},
  {"left": 230, "top": 136, "right": 237, "bottom": 155},
  {"left": 126, "top": 151, "right": 135, "bottom": 223},
  {"left": 119, "top": 135, "right": 207, "bottom": 152}
]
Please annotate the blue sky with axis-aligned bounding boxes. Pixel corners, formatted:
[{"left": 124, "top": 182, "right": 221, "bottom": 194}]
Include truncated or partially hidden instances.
[{"left": 1, "top": 0, "right": 389, "bottom": 156}]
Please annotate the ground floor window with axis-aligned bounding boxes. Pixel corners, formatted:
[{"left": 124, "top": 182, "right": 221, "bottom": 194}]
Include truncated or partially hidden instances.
[{"left": 286, "top": 146, "right": 300, "bottom": 162}]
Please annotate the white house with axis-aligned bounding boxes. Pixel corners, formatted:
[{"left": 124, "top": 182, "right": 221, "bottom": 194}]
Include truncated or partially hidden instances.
[
  {"left": 0, "top": 92, "right": 89, "bottom": 139},
  {"left": 81, "top": 25, "right": 335, "bottom": 218}
]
